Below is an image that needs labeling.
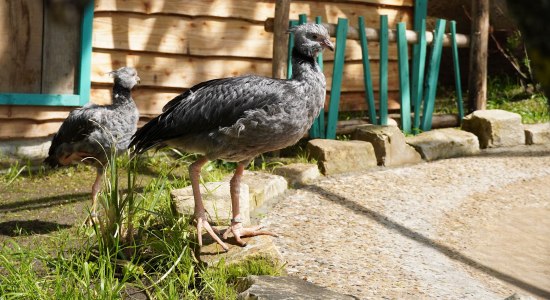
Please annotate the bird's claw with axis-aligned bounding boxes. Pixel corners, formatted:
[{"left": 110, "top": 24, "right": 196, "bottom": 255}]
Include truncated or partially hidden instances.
[
  {"left": 85, "top": 211, "right": 99, "bottom": 227},
  {"left": 195, "top": 213, "right": 229, "bottom": 251},
  {"left": 222, "top": 223, "right": 279, "bottom": 247}
]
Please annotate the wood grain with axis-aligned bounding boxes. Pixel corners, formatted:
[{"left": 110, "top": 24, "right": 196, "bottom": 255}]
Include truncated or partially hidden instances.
[
  {"left": 90, "top": 50, "right": 400, "bottom": 92},
  {"left": 94, "top": 0, "right": 413, "bottom": 22},
  {"left": 92, "top": 13, "right": 400, "bottom": 60},
  {"left": 0, "top": 0, "right": 44, "bottom": 93}
]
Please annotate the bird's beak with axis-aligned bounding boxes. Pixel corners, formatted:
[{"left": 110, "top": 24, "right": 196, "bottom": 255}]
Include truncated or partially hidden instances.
[
  {"left": 321, "top": 38, "right": 335, "bottom": 51},
  {"left": 137, "top": 76, "right": 141, "bottom": 84}
]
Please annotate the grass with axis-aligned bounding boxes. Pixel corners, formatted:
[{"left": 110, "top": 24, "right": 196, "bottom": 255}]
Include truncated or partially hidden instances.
[{"left": 0, "top": 149, "right": 283, "bottom": 299}]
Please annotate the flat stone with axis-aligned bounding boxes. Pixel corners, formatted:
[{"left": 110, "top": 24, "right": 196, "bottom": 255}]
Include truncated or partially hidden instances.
[
  {"left": 307, "top": 139, "right": 377, "bottom": 175},
  {"left": 352, "top": 125, "right": 422, "bottom": 166},
  {"left": 462, "top": 109, "right": 525, "bottom": 148},
  {"left": 170, "top": 181, "right": 250, "bottom": 226},
  {"left": 199, "top": 235, "right": 283, "bottom": 266},
  {"left": 236, "top": 275, "right": 356, "bottom": 300},
  {"left": 0, "top": 137, "right": 51, "bottom": 158},
  {"left": 524, "top": 123, "right": 550, "bottom": 145},
  {"left": 504, "top": 293, "right": 537, "bottom": 300},
  {"left": 242, "top": 171, "right": 287, "bottom": 211},
  {"left": 272, "top": 163, "right": 321, "bottom": 187},
  {"left": 405, "top": 128, "right": 480, "bottom": 161}
]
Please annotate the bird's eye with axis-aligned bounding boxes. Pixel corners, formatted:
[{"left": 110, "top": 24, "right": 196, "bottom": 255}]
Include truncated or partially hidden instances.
[{"left": 312, "top": 34, "right": 318, "bottom": 40}]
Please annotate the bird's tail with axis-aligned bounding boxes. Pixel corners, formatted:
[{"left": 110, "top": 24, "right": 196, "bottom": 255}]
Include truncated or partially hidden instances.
[{"left": 129, "top": 115, "right": 166, "bottom": 154}]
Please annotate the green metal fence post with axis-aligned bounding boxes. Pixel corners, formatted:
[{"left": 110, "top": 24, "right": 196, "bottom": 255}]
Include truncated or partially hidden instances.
[
  {"left": 358, "top": 16, "right": 378, "bottom": 125},
  {"left": 78, "top": 0, "right": 94, "bottom": 105},
  {"left": 311, "top": 16, "right": 326, "bottom": 138},
  {"left": 420, "top": 19, "right": 446, "bottom": 131},
  {"left": 286, "top": 20, "right": 299, "bottom": 79},
  {"left": 450, "top": 20, "right": 464, "bottom": 123},
  {"left": 411, "top": 0, "right": 428, "bottom": 132},
  {"left": 379, "top": 15, "right": 389, "bottom": 125},
  {"left": 325, "top": 18, "right": 348, "bottom": 139},
  {"left": 397, "top": 22, "right": 411, "bottom": 133}
]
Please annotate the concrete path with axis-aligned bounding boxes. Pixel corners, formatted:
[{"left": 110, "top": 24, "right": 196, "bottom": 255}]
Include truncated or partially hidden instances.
[{"left": 262, "top": 145, "right": 550, "bottom": 299}]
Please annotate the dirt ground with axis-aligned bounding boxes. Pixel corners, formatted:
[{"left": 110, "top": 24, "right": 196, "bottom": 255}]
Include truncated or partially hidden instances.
[{"left": 2, "top": 145, "right": 550, "bottom": 299}]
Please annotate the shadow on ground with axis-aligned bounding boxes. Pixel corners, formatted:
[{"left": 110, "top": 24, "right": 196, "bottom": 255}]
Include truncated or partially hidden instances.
[{"left": 0, "top": 220, "right": 71, "bottom": 236}]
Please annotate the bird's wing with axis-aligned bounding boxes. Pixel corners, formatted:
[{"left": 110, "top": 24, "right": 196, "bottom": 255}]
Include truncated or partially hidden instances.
[
  {"left": 47, "top": 106, "right": 102, "bottom": 156},
  {"left": 130, "top": 75, "right": 290, "bottom": 153}
]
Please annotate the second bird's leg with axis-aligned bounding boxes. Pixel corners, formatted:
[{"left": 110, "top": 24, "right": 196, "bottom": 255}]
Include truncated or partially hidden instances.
[
  {"left": 222, "top": 162, "right": 278, "bottom": 246},
  {"left": 86, "top": 166, "right": 103, "bottom": 225},
  {"left": 189, "top": 156, "right": 229, "bottom": 251}
]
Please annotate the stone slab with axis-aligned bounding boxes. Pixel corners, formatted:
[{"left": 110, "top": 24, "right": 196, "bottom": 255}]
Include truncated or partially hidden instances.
[
  {"left": 524, "top": 123, "right": 550, "bottom": 145},
  {"left": 170, "top": 181, "right": 250, "bottom": 226},
  {"left": 405, "top": 128, "right": 480, "bottom": 161},
  {"left": 242, "top": 171, "right": 287, "bottom": 211},
  {"left": 352, "top": 125, "right": 422, "bottom": 166},
  {"left": 307, "top": 139, "right": 377, "bottom": 175},
  {"left": 462, "top": 109, "right": 524, "bottom": 148},
  {"left": 236, "top": 275, "right": 356, "bottom": 300},
  {"left": 272, "top": 163, "right": 321, "bottom": 187},
  {"left": 200, "top": 235, "right": 283, "bottom": 267}
]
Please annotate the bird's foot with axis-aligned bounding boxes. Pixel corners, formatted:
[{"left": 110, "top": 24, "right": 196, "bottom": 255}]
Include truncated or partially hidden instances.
[
  {"left": 195, "top": 213, "right": 229, "bottom": 251},
  {"left": 222, "top": 222, "right": 278, "bottom": 247}
]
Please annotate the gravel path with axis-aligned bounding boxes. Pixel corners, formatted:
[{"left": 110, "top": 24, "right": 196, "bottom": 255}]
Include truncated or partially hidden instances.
[{"left": 262, "top": 144, "right": 550, "bottom": 299}]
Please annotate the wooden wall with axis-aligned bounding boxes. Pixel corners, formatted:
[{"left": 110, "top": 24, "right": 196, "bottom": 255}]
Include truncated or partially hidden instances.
[{"left": 0, "top": 0, "right": 413, "bottom": 140}]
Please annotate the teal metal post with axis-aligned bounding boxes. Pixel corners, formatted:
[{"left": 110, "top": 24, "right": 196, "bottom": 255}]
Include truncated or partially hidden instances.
[
  {"left": 379, "top": 15, "right": 389, "bottom": 125},
  {"left": 397, "top": 22, "right": 411, "bottom": 133},
  {"left": 411, "top": 20, "right": 427, "bottom": 132},
  {"left": 450, "top": 20, "right": 464, "bottom": 123},
  {"left": 286, "top": 20, "right": 299, "bottom": 79},
  {"left": 310, "top": 15, "right": 326, "bottom": 138},
  {"left": 358, "top": 16, "right": 377, "bottom": 125},
  {"left": 325, "top": 18, "right": 348, "bottom": 139},
  {"left": 411, "top": 0, "right": 428, "bottom": 132},
  {"left": 78, "top": 0, "right": 94, "bottom": 105},
  {"left": 420, "top": 19, "right": 446, "bottom": 131}
]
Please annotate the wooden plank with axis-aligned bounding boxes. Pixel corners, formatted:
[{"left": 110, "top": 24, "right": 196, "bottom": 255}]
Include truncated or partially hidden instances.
[
  {"left": 326, "top": 18, "right": 349, "bottom": 140},
  {"left": 92, "top": 14, "right": 399, "bottom": 60},
  {"left": 41, "top": 2, "right": 79, "bottom": 94},
  {"left": 397, "top": 22, "right": 411, "bottom": 133},
  {"left": 467, "top": 0, "right": 489, "bottom": 112},
  {"left": 94, "top": 0, "right": 413, "bottom": 22},
  {"left": 272, "top": 0, "right": 290, "bottom": 79},
  {"left": 0, "top": 0, "right": 43, "bottom": 93},
  {"left": 0, "top": 106, "right": 72, "bottom": 121},
  {"left": 0, "top": 120, "right": 64, "bottom": 139},
  {"left": 90, "top": 50, "right": 401, "bottom": 92}
]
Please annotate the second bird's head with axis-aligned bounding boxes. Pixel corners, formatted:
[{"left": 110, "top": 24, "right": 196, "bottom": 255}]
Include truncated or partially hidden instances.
[
  {"left": 289, "top": 23, "right": 334, "bottom": 58},
  {"left": 109, "top": 67, "right": 140, "bottom": 89}
]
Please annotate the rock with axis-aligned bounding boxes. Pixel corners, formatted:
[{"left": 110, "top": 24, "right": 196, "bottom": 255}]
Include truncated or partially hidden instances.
[
  {"left": 307, "top": 139, "right": 377, "bottom": 175},
  {"left": 236, "top": 275, "right": 356, "bottom": 300},
  {"left": 504, "top": 293, "right": 537, "bottom": 300},
  {"left": 524, "top": 123, "right": 550, "bottom": 145},
  {"left": 200, "top": 235, "right": 283, "bottom": 266},
  {"left": 170, "top": 182, "right": 250, "bottom": 226},
  {"left": 405, "top": 128, "right": 480, "bottom": 161},
  {"left": 462, "top": 109, "right": 525, "bottom": 148},
  {"left": 352, "top": 125, "right": 422, "bottom": 166},
  {"left": 272, "top": 163, "right": 321, "bottom": 187},
  {"left": 242, "top": 171, "right": 287, "bottom": 211}
]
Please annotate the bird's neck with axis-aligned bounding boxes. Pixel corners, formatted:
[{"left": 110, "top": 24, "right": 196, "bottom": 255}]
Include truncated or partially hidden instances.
[
  {"left": 112, "top": 84, "right": 133, "bottom": 105},
  {"left": 290, "top": 47, "right": 321, "bottom": 80}
]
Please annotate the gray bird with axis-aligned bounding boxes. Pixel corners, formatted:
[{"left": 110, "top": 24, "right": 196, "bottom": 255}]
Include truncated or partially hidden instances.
[
  {"left": 130, "top": 24, "right": 334, "bottom": 250},
  {"left": 44, "top": 67, "right": 140, "bottom": 221}
]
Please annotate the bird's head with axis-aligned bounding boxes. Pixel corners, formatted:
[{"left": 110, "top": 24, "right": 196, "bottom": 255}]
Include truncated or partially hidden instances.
[
  {"left": 289, "top": 23, "right": 334, "bottom": 58},
  {"left": 109, "top": 67, "right": 140, "bottom": 89}
]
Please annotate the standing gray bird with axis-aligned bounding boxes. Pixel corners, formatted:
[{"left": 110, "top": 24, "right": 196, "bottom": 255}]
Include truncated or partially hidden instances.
[
  {"left": 130, "top": 24, "right": 334, "bottom": 250},
  {"left": 44, "top": 67, "right": 140, "bottom": 221}
]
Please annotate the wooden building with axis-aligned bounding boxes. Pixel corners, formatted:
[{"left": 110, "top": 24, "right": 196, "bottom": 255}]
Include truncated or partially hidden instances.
[{"left": 0, "top": 0, "right": 413, "bottom": 153}]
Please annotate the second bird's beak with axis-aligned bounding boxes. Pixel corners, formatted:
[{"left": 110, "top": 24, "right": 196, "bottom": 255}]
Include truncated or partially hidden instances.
[{"left": 321, "top": 38, "right": 335, "bottom": 51}]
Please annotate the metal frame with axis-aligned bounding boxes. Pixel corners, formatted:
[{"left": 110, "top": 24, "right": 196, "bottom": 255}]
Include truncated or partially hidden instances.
[{"left": 0, "top": 0, "right": 94, "bottom": 106}]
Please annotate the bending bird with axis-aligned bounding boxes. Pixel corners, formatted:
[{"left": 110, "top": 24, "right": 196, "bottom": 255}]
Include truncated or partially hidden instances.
[
  {"left": 44, "top": 67, "right": 140, "bottom": 221},
  {"left": 129, "top": 24, "right": 334, "bottom": 250}
]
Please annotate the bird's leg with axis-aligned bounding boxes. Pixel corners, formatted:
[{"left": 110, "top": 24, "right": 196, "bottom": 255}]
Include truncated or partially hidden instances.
[
  {"left": 87, "top": 166, "right": 103, "bottom": 226},
  {"left": 222, "top": 162, "right": 278, "bottom": 246},
  {"left": 189, "top": 157, "right": 229, "bottom": 251}
]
